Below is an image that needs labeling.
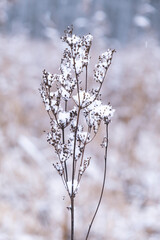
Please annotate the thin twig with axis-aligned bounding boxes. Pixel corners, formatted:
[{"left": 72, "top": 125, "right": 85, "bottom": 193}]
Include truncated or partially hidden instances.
[
  {"left": 70, "top": 106, "right": 81, "bottom": 240},
  {"left": 77, "top": 125, "right": 91, "bottom": 183},
  {"left": 85, "top": 123, "right": 109, "bottom": 240},
  {"left": 65, "top": 100, "right": 67, "bottom": 111},
  {"left": 62, "top": 127, "right": 68, "bottom": 182},
  {"left": 85, "top": 65, "right": 88, "bottom": 92}
]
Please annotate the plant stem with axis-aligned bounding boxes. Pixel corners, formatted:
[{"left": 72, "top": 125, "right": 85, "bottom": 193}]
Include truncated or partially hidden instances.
[
  {"left": 85, "top": 66, "right": 88, "bottom": 92},
  {"left": 65, "top": 100, "right": 67, "bottom": 111},
  {"left": 71, "top": 195, "right": 74, "bottom": 240},
  {"left": 71, "top": 107, "right": 81, "bottom": 240},
  {"left": 85, "top": 123, "right": 109, "bottom": 240},
  {"left": 62, "top": 127, "right": 68, "bottom": 182}
]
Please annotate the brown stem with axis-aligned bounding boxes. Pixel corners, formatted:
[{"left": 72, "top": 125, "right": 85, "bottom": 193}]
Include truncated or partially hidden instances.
[
  {"left": 77, "top": 126, "right": 91, "bottom": 183},
  {"left": 85, "top": 65, "right": 88, "bottom": 92},
  {"left": 65, "top": 100, "right": 67, "bottom": 112},
  {"left": 70, "top": 107, "right": 81, "bottom": 240},
  {"left": 62, "top": 127, "right": 68, "bottom": 182},
  {"left": 85, "top": 123, "right": 109, "bottom": 240},
  {"left": 70, "top": 195, "right": 74, "bottom": 240}
]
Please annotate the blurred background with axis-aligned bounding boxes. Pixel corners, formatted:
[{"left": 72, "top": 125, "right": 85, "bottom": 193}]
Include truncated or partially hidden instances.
[{"left": 0, "top": 0, "right": 160, "bottom": 240}]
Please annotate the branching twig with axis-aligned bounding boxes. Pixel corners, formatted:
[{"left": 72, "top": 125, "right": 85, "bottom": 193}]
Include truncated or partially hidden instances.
[{"left": 39, "top": 26, "right": 115, "bottom": 240}]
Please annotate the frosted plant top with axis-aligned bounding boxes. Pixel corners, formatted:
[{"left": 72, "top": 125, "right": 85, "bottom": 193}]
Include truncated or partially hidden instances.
[{"left": 39, "top": 26, "right": 115, "bottom": 197}]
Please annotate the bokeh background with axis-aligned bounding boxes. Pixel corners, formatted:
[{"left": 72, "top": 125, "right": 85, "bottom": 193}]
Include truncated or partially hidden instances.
[{"left": 0, "top": 0, "right": 160, "bottom": 240}]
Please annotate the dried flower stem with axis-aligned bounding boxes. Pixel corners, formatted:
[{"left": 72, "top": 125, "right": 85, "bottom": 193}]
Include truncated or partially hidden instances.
[
  {"left": 71, "top": 106, "right": 81, "bottom": 240},
  {"left": 85, "top": 66, "right": 88, "bottom": 92},
  {"left": 39, "top": 26, "right": 115, "bottom": 240},
  {"left": 62, "top": 127, "right": 68, "bottom": 182},
  {"left": 85, "top": 123, "right": 109, "bottom": 240}
]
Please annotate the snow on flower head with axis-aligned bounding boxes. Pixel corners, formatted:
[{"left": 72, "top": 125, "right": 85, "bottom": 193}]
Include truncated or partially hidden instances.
[
  {"left": 83, "top": 34, "right": 93, "bottom": 47},
  {"left": 94, "top": 49, "right": 115, "bottom": 83},
  {"left": 84, "top": 100, "right": 115, "bottom": 131},
  {"left": 68, "top": 34, "right": 81, "bottom": 45},
  {"left": 61, "top": 26, "right": 93, "bottom": 74},
  {"left": 73, "top": 90, "right": 94, "bottom": 107},
  {"left": 43, "top": 69, "right": 54, "bottom": 87},
  {"left": 40, "top": 25, "right": 115, "bottom": 197}
]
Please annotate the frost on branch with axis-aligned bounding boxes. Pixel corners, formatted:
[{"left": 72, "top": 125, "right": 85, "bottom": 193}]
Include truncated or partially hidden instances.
[
  {"left": 61, "top": 25, "right": 93, "bottom": 74},
  {"left": 94, "top": 49, "right": 115, "bottom": 84},
  {"left": 39, "top": 26, "right": 115, "bottom": 197}
]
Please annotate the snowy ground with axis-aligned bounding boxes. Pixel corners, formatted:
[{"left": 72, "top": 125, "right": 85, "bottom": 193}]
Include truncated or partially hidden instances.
[{"left": 0, "top": 34, "right": 160, "bottom": 240}]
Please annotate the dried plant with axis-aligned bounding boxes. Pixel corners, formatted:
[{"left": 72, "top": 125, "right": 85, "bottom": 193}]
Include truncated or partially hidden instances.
[{"left": 39, "top": 25, "right": 115, "bottom": 240}]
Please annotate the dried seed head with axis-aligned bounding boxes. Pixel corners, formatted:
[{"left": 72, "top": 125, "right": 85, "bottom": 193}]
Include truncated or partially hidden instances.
[{"left": 40, "top": 26, "right": 115, "bottom": 196}]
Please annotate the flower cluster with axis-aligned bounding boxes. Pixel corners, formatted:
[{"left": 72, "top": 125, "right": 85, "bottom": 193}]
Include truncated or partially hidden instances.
[
  {"left": 94, "top": 50, "right": 115, "bottom": 83},
  {"left": 84, "top": 100, "right": 115, "bottom": 133},
  {"left": 40, "top": 26, "right": 115, "bottom": 197},
  {"left": 61, "top": 25, "right": 93, "bottom": 74}
]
